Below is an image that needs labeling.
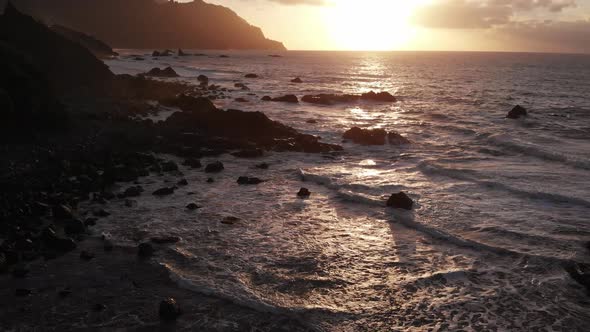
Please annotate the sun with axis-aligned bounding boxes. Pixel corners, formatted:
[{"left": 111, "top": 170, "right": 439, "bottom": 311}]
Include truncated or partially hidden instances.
[{"left": 323, "top": 0, "right": 427, "bottom": 51}]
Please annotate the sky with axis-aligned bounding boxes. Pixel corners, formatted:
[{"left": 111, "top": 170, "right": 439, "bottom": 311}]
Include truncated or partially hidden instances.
[{"left": 192, "top": 0, "right": 590, "bottom": 53}]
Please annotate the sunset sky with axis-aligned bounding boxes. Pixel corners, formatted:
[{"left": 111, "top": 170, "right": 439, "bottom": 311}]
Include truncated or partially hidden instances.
[{"left": 201, "top": 0, "right": 590, "bottom": 53}]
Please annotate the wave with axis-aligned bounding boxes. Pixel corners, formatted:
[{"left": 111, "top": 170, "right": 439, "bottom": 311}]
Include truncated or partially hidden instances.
[
  {"left": 418, "top": 161, "right": 590, "bottom": 208},
  {"left": 484, "top": 134, "right": 590, "bottom": 170}
]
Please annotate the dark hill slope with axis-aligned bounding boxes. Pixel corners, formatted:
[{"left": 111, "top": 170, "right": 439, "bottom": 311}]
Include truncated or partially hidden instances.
[{"left": 4, "top": 0, "right": 286, "bottom": 50}]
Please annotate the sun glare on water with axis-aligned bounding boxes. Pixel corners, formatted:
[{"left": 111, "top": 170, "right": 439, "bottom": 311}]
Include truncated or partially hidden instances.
[{"left": 324, "top": 0, "right": 428, "bottom": 51}]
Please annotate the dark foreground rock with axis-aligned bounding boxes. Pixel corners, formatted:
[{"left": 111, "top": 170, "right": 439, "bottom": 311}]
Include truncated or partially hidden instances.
[
  {"left": 302, "top": 91, "right": 397, "bottom": 105},
  {"left": 564, "top": 262, "right": 590, "bottom": 294},
  {"left": 237, "top": 177, "right": 264, "bottom": 185},
  {"left": 387, "top": 192, "right": 414, "bottom": 210},
  {"left": 159, "top": 298, "right": 182, "bottom": 321},
  {"left": 152, "top": 187, "right": 175, "bottom": 196},
  {"left": 51, "top": 25, "right": 118, "bottom": 59},
  {"left": 506, "top": 105, "right": 527, "bottom": 119},
  {"left": 205, "top": 161, "right": 224, "bottom": 173},
  {"left": 160, "top": 95, "right": 341, "bottom": 153}
]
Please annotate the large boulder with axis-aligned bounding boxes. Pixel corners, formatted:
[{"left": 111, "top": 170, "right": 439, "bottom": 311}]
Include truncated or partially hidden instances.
[
  {"left": 343, "top": 127, "right": 387, "bottom": 145},
  {"left": 143, "top": 67, "right": 179, "bottom": 78},
  {"left": 386, "top": 192, "right": 413, "bottom": 210},
  {"left": 506, "top": 105, "right": 527, "bottom": 119}
]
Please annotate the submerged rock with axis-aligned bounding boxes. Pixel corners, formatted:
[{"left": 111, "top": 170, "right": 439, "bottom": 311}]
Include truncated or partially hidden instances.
[
  {"left": 237, "top": 177, "right": 264, "bottom": 185},
  {"left": 564, "top": 262, "right": 590, "bottom": 294},
  {"left": 197, "top": 75, "right": 209, "bottom": 85},
  {"left": 261, "top": 96, "right": 272, "bottom": 101},
  {"left": 183, "top": 158, "right": 202, "bottom": 169},
  {"left": 159, "top": 298, "right": 182, "bottom": 321},
  {"left": 343, "top": 127, "right": 387, "bottom": 145},
  {"left": 178, "top": 48, "right": 188, "bottom": 56},
  {"left": 205, "top": 161, "right": 224, "bottom": 173},
  {"left": 256, "top": 163, "right": 270, "bottom": 169},
  {"left": 387, "top": 192, "right": 414, "bottom": 210},
  {"left": 150, "top": 236, "right": 181, "bottom": 244},
  {"left": 177, "top": 179, "right": 188, "bottom": 186},
  {"left": 123, "top": 186, "right": 143, "bottom": 197},
  {"left": 161, "top": 161, "right": 179, "bottom": 172},
  {"left": 64, "top": 219, "right": 86, "bottom": 235},
  {"left": 186, "top": 203, "right": 201, "bottom": 210},
  {"left": 152, "top": 187, "right": 175, "bottom": 196},
  {"left": 272, "top": 95, "right": 299, "bottom": 103},
  {"left": 297, "top": 188, "right": 311, "bottom": 198},
  {"left": 245, "top": 73, "right": 258, "bottom": 78},
  {"left": 388, "top": 131, "right": 411, "bottom": 145},
  {"left": 302, "top": 91, "right": 397, "bottom": 105},
  {"left": 231, "top": 149, "right": 264, "bottom": 158},
  {"left": 291, "top": 77, "right": 303, "bottom": 83},
  {"left": 506, "top": 105, "right": 527, "bottom": 119}
]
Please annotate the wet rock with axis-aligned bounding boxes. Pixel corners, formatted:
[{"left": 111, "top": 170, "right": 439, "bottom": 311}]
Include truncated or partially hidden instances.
[
  {"left": 151, "top": 236, "right": 181, "bottom": 244},
  {"left": 197, "top": 75, "right": 209, "bottom": 85},
  {"left": 261, "top": 96, "right": 272, "bottom": 101},
  {"left": 237, "top": 177, "right": 264, "bottom": 185},
  {"left": 84, "top": 218, "right": 98, "bottom": 226},
  {"left": 343, "top": 127, "right": 387, "bottom": 145},
  {"left": 177, "top": 179, "right": 189, "bottom": 186},
  {"left": 64, "top": 219, "right": 86, "bottom": 235},
  {"left": 361, "top": 91, "right": 397, "bottom": 102},
  {"left": 256, "top": 163, "right": 270, "bottom": 169},
  {"left": 15, "top": 288, "right": 32, "bottom": 297},
  {"left": 297, "top": 188, "right": 311, "bottom": 198},
  {"left": 291, "top": 77, "right": 303, "bottom": 83},
  {"left": 564, "top": 262, "right": 590, "bottom": 294},
  {"left": 138, "top": 243, "right": 154, "bottom": 258},
  {"left": 206, "top": 178, "right": 215, "bottom": 183},
  {"left": 306, "top": 119, "right": 318, "bottom": 124},
  {"left": 178, "top": 48, "right": 188, "bottom": 56},
  {"left": 386, "top": 192, "right": 414, "bottom": 210},
  {"left": 152, "top": 187, "right": 175, "bottom": 196},
  {"left": 144, "top": 67, "right": 179, "bottom": 78},
  {"left": 80, "top": 251, "right": 95, "bottom": 261},
  {"left": 235, "top": 97, "right": 248, "bottom": 103},
  {"left": 244, "top": 73, "right": 258, "bottom": 78},
  {"left": 186, "top": 203, "right": 201, "bottom": 210},
  {"left": 231, "top": 149, "right": 264, "bottom": 158},
  {"left": 92, "top": 208, "right": 110, "bottom": 217},
  {"left": 159, "top": 298, "right": 182, "bottom": 321},
  {"left": 234, "top": 83, "right": 249, "bottom": 90},
  {"left": 153, "top": 49, "right": 173, "bottom": 57},
  {"left": 53, "top": 204, "right": 74, "bottom": 219},
  {"left": 388, "top": 131, "right": 411, "bottom": 145},
  {"left": 506, "top": 105, "right": 527, "bottom": 119},
  {"left": 125, "top": 199, "right": 136, "bottom": 207},
  {"left": 183, "top": 158, "right": 202, "bottom": 169},
  {"left": 162, "top": 161, "right": 179, "bottom": 172},
  {"left": 123, "top": 186, "right": 143, "bottom": 197},
  {"left": 92, "top": 303, "right": 107, "bottom": 312},
  {"left": 272, "top": 95, "right": 299, "bottom": 103},
  {"left": 205, "top": 161, "right": 224, "bottom": 173},
  {"left": 221, "top": 216, "right": 240, "bottom": 225}
]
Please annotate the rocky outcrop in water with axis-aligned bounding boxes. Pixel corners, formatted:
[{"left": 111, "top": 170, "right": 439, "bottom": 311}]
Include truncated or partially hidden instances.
[
  {"left": 272, "top": 95, "right": 299, "bottom": 103},
  {"left": 9, "top": 0, "right": 286, "bottom": 50},
  {"left": 343, "top": 127, "right": 387, "bottom": 145},
  {"left": 506, "top": 105, "right": 527, "bottom": 119},
  {"left": 302, "top": 91, "right": 397, "bottom": 105},
  {"left": 143, "top": 67, "right": 179, "bottom": 78}
]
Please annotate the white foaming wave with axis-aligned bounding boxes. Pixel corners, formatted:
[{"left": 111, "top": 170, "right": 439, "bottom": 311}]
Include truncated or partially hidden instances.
[
  {"left": 417, "top": 161, "right": 590, "bottom": 208},
  {"left": 484, "top": 133, "right": 590, "bottom": 170}
]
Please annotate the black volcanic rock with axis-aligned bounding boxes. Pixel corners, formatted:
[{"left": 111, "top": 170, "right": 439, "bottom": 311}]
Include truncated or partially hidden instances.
[
  {"left": 51, "top": 24, "right": 118, "bottom": 59},
  {"left": 386, "top": 192, "right": 413, "bottom": 210},
  {"left": 343, "top": 127, "right": 387, "bottom": 145},
  {"left": 143, "top": 67, "right": 179, "bottom": 78},
  {"left": 10, "top": 0, "right": 286, "bottom": 50},
  {"left": 506, "top": 105, "right": 527, "bottom": 119},
  {"left": 272, "top": 95, "right": 299, "bottom": 103},
  {"left": 0, "top": 2, "right": 114, "bottom": 93},
  {"left": 160, "top": 95, "right": 341, "bottom": 153}
]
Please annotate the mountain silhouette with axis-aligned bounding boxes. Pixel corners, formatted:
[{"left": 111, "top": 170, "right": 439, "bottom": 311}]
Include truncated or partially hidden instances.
[{"left": 3, "top": 0, "right": 286, "bottom": 50}]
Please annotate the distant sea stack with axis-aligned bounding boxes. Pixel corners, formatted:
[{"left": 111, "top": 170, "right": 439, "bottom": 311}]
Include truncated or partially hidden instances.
[{"left": 3, "top": 0, "right": 286, "bottom": 50}]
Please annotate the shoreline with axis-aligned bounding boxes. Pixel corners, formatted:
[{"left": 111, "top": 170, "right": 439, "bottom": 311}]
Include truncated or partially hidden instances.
[{"left": 0, "top": 237, "right": 313, "bottom": 331}]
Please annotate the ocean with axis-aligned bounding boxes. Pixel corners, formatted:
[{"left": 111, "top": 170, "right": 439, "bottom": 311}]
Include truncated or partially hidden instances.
[{"left": 98, "top": 50, "right": 590, "bottom": 330}]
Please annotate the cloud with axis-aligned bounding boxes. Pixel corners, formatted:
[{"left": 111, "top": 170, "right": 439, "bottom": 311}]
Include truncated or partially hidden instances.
[
  {"left": 491, "top": 19, "right": 590, "bottom": 53},
  {"left": 412, "top": 0, "right": 578, "bottom": 29},
  {"left": 267, "top": 0, "right": 328, "bottom": 5}
]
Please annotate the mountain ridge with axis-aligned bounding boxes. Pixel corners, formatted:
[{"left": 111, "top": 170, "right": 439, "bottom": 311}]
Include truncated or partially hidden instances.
[{"left": 2, "top": 0, "right": 286, "bottom": 50}]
